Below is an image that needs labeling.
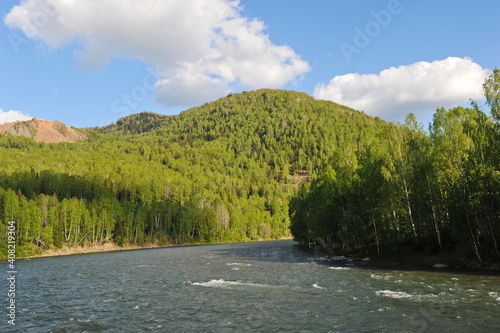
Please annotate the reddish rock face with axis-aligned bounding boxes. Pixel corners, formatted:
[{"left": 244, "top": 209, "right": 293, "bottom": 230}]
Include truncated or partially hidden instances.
[{"left": 0, "top": 118, "right": 87, "bottom": 143}]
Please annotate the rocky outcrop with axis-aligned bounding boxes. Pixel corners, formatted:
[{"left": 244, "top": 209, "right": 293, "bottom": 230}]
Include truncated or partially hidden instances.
[{"left": 0, "top": 118, "right": 87, "bottom": 143}]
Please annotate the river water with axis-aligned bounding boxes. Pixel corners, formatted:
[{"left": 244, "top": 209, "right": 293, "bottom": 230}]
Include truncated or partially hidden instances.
[{"left": 2, "top": 240, "right": 500, "bottom": 332}]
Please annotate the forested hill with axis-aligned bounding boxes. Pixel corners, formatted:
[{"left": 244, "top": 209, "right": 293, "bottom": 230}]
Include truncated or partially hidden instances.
[
  {"left": 91, "top": 111, "right": 171, "bottom": 135},
  {"left": 290, "top": 71, "right": 500, "bottom": 265},
  {"left": 0, "top": 89, "right": 391, "bottom": 258}
]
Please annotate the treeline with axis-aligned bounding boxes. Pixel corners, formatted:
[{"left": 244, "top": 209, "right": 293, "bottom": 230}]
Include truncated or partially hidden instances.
[
  {"left": 0, "top": 179, "right": 236, "bottom": 254},
  {"left": 290, "top": 70, "right": 500, "bottom": 264},
  {"left": 0, "top": 89, "right": 389, "bottom": 258}
]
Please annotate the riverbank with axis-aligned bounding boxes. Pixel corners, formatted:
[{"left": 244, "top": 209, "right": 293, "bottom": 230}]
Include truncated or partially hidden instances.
[
  {"left": 2, "top": 236, "right": 294, "bottom": 261},
  {"left": 23, "top": 242, "right": 167, "bottom": 259},
  {"left": 8, "top": 238, "right": 498, "bottom": 274},
  {"left": 0, "top": 241, "right": 191, "bottom": 261},
  {"left": 305, "top": 248, "right": 500, "bottom": 275}
]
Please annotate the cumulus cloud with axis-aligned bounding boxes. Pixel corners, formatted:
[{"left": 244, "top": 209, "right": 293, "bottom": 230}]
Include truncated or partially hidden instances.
[
  {"left": 155, "top": 73, "right": 230, "bottom": 108},
  {"left": 5, "top": 0, "right": 310, "bottom": 108},
  {"left": 314, "top": 57, "right": 490, "bottom": 121},
  {"left": 0, "top": 109, "right": 32, "bottom": 124}
]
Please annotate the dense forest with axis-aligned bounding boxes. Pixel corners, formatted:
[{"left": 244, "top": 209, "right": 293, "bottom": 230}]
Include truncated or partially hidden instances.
[
  {"left": 1, "top": 70, "right": 498, "bottom": 265},
  {"left": 291, "top": 69, "right": 500, "bottom": 264},
  {"left": 0, "top": 89, "right": 390, "bottom": 258}
]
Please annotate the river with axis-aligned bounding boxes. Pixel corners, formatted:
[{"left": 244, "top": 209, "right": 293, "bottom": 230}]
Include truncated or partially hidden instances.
[{"left": 2, "top": 240, "right": 500, "bottom": 332}]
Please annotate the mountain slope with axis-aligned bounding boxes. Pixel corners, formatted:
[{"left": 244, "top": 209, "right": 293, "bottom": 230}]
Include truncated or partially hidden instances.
[
  {"left": 0, "top": 118, "right": 87, "bottom": 143},
  {"left": 111, "top": 89, "right": 388, "bottom": 173},
  {"left": 91, "top": 111, "right": 171, "bottom": 135},
  {"left": 0, "top": 89, "right": 392, "bottom": 258}
]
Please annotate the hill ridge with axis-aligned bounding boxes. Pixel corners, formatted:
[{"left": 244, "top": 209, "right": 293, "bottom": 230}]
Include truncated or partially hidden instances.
[
  {"left": 93, "top": 89, "right": 370, "bottom": 136},
  {"left": 0, "top": 118, "right": 87, "bottom": 143}
]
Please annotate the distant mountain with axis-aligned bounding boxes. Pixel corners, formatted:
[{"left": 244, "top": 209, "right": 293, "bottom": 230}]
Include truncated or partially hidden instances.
[
  {"left": 0, "top": 118, "right": 87, "bottom": 143},
  {"left": 89, "top": 112, "right": 171, "bottom": 135}
]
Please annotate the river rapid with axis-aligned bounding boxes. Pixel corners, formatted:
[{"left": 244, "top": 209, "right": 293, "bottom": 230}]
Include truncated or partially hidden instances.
[{"left": 2, "top": 240, "right": 499, "bottom": 332}]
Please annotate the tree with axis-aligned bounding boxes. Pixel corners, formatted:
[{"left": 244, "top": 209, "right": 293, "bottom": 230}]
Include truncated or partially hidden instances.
[{"left": 484, "top": 68, "right": 500, "bottom": 122}]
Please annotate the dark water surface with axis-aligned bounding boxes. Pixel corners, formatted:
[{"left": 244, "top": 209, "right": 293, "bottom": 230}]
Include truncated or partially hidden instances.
[{"left": 2, "top": 240, "right": 500, "bottom": 332}]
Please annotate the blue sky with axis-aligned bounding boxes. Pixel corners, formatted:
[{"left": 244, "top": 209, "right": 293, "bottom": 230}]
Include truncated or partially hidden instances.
[{"left": 1, "top": 0, "right": 499, "bottom": 128}]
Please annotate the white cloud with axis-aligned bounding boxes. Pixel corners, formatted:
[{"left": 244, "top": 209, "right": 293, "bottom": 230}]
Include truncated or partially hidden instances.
[
  {"left": 314, "top": 57, "right": 490, "bottom": 121},
  {"left": 5, "top": 0, "right": 310, "bottom": 108},
  {"left": 155, "top": 73, "right": 230, "bottom": 108},
  {"left": 0, "top": 109, "right": 32, "bottom": 124}
]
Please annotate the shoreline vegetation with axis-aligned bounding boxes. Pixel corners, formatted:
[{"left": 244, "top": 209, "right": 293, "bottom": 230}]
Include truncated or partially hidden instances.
[
  {"left": 318, "top": 250, "right": 500, "bottom": 274},
  {"left": 1, "top": 81, "right": 499, "bottom": 269},
  {"left": 5, "top": 237, "right": 498, "bottom": 275},
  {"left": 21, "top": 242, "right": 167, "bottom": 260},
  {"left": 294, "top": 243, "right": 500, "bottom": 274},
  {"left": 290, "top": 71, "right": 500, "bottom": 268}
]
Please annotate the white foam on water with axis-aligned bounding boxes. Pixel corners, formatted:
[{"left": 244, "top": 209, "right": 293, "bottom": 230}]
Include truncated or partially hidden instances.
[
  {"left": 370, "top": 273, "right": 393, "bottom": 280},
  {"left": 226, "top": 262, "right": 253, "bottom": 267},
  {"left": 328, "top": 266, "right": 351, "bottom": 270},
  {"left": 190, "top": 279, "right": 271, "bottom": 289},
  {"left": 312, "top": 283, "right": 327, "bottom": 290},
  {"left": 189, "top": 279, "right": 322, "bottom": 296},
  {"left": 134, "top": 264, "right": 155, "bottom": 269},
  {"left": 488, "top": 292, "right": 500, "bottom": 301},
  {"left": 298, "top": 259, "right": 323, "bottom": 265},
  {"left": 376, "top": 290, "right": 439, "bottom": 300},
  {"left": 132, "top": 302, "right": 149, "bottom": 310},
  {"left": 371, "top": 306, "right": 393, "bottom": 313},
  {"left": 376, "top": 290, "right": 413, "bottom": 299}
]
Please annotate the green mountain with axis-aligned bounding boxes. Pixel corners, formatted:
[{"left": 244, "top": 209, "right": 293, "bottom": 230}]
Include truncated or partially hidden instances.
[
  {"left": 0, "top": 89, "right": 389, "bottom": 257},
  {"left": 1, "top": 86, "right": 498, "bottom": 264},
  {"left": 92, "top": 111, "right": 171, "bottom": 135}
]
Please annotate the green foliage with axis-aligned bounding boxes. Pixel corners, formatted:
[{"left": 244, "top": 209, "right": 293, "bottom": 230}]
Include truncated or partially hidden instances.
[
  {"left": 7, "top": 86, "right": 496, "bottom": 264},
  {"left": 88, "top": 111, "right": 171, "bottom": 135},
  {"left": 291, "top": 104, "right": 500, "bottom": 264},
  {"left": 484, "top": 68, "right": 500, "bottom": 122},
  {"left": 0, "top": 89, "right": 388, "bottom": 258}
]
